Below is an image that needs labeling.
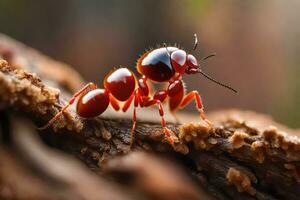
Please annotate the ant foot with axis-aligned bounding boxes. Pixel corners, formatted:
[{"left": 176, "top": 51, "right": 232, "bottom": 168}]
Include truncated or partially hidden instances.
[
  {"left": 129, "top": 127, "right": 136, "bottom": 150},
  {"left": 199, "top": 110, "right": 206, "bottom": 120},
  {"left": 204, "top": 118, "right": 213, "bottom": 127},
  {"left": 199, "top": 112, "right": 213, "bottom": 127},
  {"left": 163, "top": 127, "right": 179, "bottom": 146},
  {"left": 129, "top": 139, "right": 134, "bottom": 150}
]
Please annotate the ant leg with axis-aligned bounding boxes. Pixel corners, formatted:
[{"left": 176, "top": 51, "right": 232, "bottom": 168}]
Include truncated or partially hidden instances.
[
  {"left": 122, "top": 92, "right": 135, "bottom": 112},
  {"left": 38, "top": 82, "right": 97, "bottom": 130},
  {"left": 137, "top": 76, "right": 157, "bottom": 106},
  {"left": 130, "top": 90, "right": 139, "bottom": 147},
  {"left": 153, "top": 90, "right": 168, "bottom": 103},
  {"left": 179, "top": 91, "right": 208, "bottom": 121},
  {"left": 144, "top": 98, "right": 175, "bottom": 146},
  {"left": 109, "top": 94, "right": 120, "bottom": 111},
  {"left": 168, "top": 79, "right": 184, "bottom": 123}
]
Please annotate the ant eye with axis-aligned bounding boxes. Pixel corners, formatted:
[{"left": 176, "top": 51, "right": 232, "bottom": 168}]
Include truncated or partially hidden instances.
[
  {"left": 187, "top": 54, "right": 198, "bottom": 69},
  {"left": 171, "top": 49, "right": 187, "bottom": 74}
]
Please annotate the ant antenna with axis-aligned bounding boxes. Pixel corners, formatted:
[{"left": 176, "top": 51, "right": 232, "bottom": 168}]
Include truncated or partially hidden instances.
[
  {"left": 193, "top": 34, "right": 216, "bottom": 61},
  {"left": 193, "top": 33, "right": 198, "bottom": 51},
  {"left": 202, "top": 53, "right": 216, "bottom": 61},
  {"left": 200, "top": 53, "right": 217, "bottom": 68},
  {"left": 197, "top": 68, "right": 237, "bottom": 93}
]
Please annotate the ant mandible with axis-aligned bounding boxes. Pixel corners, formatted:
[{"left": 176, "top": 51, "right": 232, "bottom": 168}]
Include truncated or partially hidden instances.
[{"left": 40, "top": 34, "right": 237, "bottom": 147}]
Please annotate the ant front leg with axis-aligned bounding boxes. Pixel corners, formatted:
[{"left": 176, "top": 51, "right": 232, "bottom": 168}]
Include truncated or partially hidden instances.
[
  {"left": 38, "top": 82, "right": 97, "bottom": 130},
  {"left": 168, "top": 79, "right": 211, "bottom": 125},
  {"left": 168, "top": 79, "right": 184, "bottom": 123},
  {"left": 180, "top": 90, "right": 208, "bottom": 121}
]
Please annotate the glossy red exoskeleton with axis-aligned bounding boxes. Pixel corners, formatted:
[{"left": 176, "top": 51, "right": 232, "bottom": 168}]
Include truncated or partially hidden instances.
[{"left": 40, "top": 34, "right": 237, "bottom": 147}]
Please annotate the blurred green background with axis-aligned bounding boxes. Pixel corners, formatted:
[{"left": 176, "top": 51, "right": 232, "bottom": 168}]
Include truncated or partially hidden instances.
[{"left": 0, "top": 0, "right": 299, "bottom": 128}]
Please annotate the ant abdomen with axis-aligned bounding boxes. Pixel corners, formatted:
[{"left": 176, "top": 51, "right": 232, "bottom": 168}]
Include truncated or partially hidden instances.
[
  {"left": 77, "top": 67, "right": 137, "bottom": 118},
  {"left": 77, "top": 89, "right": 109, "bottom": 118}
]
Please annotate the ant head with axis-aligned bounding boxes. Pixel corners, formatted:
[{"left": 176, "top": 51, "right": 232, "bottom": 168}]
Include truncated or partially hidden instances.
[
  {"left": 170, "top": 50, "right": 199, "bottom": 75},
  {"left": 183, "top": 33, "right": 202, "bottom": 75},
  {"left": 170, "top": 49, "right": 188, "bottom": 75},
  {"left": 185, "top": 54, "right": 199, "bottom": 74},
  {"left": 185, "top": 53, "right": 217, "bottom": 74}
]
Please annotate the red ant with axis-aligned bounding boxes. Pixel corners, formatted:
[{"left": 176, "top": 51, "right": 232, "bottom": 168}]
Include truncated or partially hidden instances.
[{"left": 40, "top": 34, "right": 237, "bottom": 146}]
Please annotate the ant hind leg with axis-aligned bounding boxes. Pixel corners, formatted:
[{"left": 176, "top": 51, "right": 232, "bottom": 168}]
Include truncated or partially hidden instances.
[{"left": 38, "top": 82, "right": 97, "bottom": 130}]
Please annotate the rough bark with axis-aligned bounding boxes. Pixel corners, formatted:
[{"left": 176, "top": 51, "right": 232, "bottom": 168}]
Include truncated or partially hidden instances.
[{"left": 1, "top": 34, "right": 300, "bottom": 200}]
